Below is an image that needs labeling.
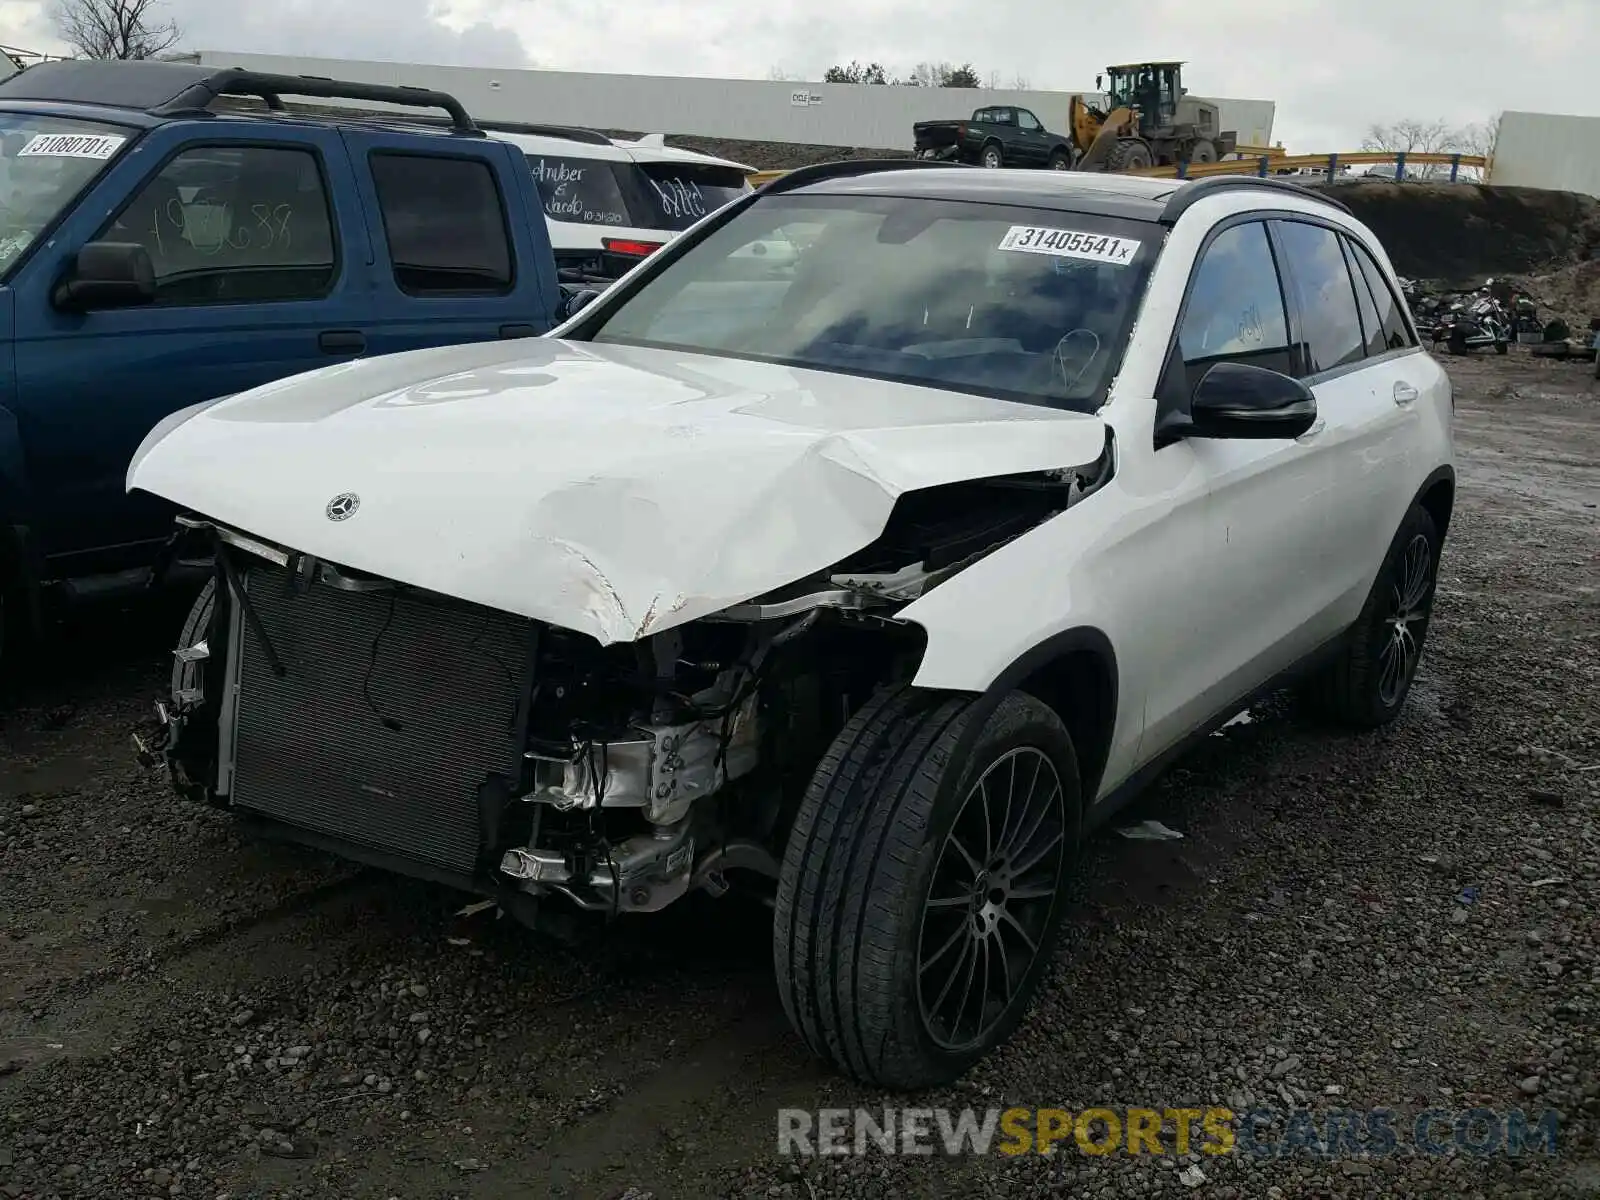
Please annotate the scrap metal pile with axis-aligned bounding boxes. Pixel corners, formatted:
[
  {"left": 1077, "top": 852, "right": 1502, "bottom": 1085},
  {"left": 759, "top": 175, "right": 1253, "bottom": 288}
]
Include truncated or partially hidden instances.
[{"left": 1401, "top": 275, "right": 1600, "bottom": 364}]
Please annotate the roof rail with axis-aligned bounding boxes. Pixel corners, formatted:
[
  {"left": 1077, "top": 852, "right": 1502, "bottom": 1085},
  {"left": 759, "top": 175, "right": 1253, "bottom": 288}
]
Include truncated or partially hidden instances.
[
  {"left": 154, "top": 68, "right": 481, "bottom": 134},
  {"left": 1159, "top": 174, "right": 1353, "bottom": 223},
  {"left": 760, "top": 156, "right": 968, "bottom": 194},
  {"left": 379, "top": 113, "right": 613, "bottom": 144}
]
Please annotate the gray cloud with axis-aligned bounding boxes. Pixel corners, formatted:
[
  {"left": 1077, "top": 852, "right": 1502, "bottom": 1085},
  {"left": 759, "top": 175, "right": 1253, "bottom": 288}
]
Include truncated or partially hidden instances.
[{"left": 5, "top": 0, "right": 1597, "bottom": 150}]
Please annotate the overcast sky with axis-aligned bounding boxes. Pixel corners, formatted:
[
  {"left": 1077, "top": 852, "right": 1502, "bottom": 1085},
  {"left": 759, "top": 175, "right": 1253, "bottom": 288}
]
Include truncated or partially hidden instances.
[{"left": 3, "top": 0, "right": 1595, "bottom": 150}]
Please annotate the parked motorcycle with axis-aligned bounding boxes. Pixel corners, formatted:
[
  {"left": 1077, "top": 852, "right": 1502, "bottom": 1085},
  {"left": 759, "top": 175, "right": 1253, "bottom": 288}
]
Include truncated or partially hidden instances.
[{"left": 1431, "top": 295, "right": 1510, "bottom": 356}]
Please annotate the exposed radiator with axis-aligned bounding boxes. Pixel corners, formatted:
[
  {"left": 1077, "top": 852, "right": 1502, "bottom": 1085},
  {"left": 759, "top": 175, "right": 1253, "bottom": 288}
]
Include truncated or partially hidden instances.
[{"left": 229, "top": 564, "right": 534, "bottom": 877}]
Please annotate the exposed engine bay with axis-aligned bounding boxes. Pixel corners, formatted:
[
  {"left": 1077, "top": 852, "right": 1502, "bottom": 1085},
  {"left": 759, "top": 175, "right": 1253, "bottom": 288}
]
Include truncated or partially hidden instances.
[{"left": 150, "top": 443, "right": 1112, "bottom": 925}]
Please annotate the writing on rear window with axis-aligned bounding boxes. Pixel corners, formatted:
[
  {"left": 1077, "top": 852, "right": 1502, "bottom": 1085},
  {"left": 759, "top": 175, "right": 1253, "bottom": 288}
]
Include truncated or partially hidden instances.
[
  {"left": 19, "top": 132, "right": 126, "bottom": 160},
  {"left": 998, "top": 225, "right": 1139, "bottom": 265},
  {"left": 527, "top": 156, "right": 629, "bottom": 226}
]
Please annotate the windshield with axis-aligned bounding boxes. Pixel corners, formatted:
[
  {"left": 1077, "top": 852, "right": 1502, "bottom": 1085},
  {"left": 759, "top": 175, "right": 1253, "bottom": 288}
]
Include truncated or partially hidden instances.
[
  {"left": 586, "top": 193, "right": 1158, "bottom": 411},
  {"left": 0, "top": 113, "right": 133, "bottom": 275}
]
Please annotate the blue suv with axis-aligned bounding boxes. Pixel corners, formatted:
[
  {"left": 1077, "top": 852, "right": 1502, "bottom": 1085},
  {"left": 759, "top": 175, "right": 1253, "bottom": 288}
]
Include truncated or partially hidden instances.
[{"left": 0, "top": 59, "right": 567, "bottom": 668}]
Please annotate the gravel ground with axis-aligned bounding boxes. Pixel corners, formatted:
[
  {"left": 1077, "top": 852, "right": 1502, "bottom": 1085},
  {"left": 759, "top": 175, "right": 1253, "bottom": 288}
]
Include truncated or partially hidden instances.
[{"left": 0, "top": 349, "right": 1596, "bottom": 1200}]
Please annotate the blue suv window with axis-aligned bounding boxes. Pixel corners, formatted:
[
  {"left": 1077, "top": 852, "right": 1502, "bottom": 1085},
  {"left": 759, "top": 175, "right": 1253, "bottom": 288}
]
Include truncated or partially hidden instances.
[
  {"left": 369, "top": 152, "right": 513, "bottom": 295},
  {"left": 100, "top": 144, "right": 336, "bottom": 304}
]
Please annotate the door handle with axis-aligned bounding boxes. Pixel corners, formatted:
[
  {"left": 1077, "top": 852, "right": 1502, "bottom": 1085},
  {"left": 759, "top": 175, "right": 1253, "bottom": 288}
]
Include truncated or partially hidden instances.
[
  {"left": 1393, "top": 381, "right": 1418, "bottom": 406},
  {"left": 499, "top": 323, "right": 540, "bottom": 339},
  {"left": 318, "top": 330, "right": 366, "bottom": 354}
]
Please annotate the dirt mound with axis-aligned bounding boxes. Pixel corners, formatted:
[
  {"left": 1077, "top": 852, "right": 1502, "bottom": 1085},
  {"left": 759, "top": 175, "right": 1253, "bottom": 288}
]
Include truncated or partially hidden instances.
[{"left": 1309, "top": 181, "right": 1600, "bottom": 285}]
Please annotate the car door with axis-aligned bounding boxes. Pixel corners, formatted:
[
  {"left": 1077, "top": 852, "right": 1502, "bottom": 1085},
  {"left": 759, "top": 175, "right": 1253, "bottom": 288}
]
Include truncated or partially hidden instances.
[
  {"left": 1140, "top": 217, "right": 1338, "bottom": 757},
  {"left": 341, "top": 130, "right": 553, "bottom": 355},
  {"left": 1014, "top": 109, "right": 1049, "bottom": 164},
  {"left": 1334, "top": 232, "right": 1436, "bottom": 619},
  {"left": 10, "top": 122, "right": 371, "bottom": 573},
  {"left": 1268, "top": 217, "right": 1419, "bottom": 637}
]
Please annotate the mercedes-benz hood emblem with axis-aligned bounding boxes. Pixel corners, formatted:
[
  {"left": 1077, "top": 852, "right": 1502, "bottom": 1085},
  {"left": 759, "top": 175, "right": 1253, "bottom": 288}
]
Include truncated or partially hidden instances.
[{"left": 325, "top": 492, "right": 360, "bottom": 521}]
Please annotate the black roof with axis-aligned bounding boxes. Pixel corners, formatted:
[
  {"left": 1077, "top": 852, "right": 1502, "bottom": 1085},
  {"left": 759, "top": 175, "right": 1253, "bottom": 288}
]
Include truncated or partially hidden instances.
[
  {"left": 0, "top": 59, "right": 481, "bottom": 133},
  {"left": 762, "top": 159, "right": 1353, "bottom": 224}
]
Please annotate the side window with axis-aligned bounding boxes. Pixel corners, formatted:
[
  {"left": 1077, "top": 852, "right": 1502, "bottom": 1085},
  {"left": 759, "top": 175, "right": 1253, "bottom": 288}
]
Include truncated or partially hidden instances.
[
  {"left": 525, "top": 155, "right": 630, "bottom": 226},
  {"left": 1018, "top": 110, "right": 1042, "bottom": 132},
  {"left": 1346, "top": 237, "right": 1416, "bottom": 352},
  {"left": 1175, "top": 221, "right": 1293, "bottom": 393},
  {"left": 369, "top": 153, "right": 513, "bottom": 295},
  {"left": 100, "top": 144, "right": 336, "bottom": 304},
  {"left": 1341, "top": 237, "right": 1386, "bottom": 358},
  {"left": 1272, "top": 220, "right": 1364, "bottom": 376}
]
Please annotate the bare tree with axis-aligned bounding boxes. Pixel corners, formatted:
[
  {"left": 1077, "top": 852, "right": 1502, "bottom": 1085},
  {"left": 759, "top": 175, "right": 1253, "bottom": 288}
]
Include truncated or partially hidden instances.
[
  {"left": 51, "top": 0, "right": 180, "bottom": 60},
  {"left": 1361, "top": 118, "right": 1459, "bottom": 155},
  {"left": 1458, "top": 114, "right": 1499, "bottom": 159}
]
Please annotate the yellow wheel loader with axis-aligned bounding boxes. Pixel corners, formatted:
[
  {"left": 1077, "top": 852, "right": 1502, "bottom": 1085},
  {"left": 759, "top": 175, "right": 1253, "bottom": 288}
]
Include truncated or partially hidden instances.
[{"left": 1068, "top": 62, "right": 1237, "bottom": 172}]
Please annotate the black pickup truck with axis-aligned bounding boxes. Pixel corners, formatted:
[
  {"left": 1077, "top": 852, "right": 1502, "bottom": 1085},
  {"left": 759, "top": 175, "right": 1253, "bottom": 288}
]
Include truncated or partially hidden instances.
[{"left": 912, "top": 105, "right": 1076, "bottom": 169}]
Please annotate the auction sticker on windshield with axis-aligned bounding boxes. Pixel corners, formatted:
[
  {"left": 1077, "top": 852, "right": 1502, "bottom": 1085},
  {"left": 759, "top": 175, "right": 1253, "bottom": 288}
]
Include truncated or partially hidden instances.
[
  {"left": 18, "top": 133, "right": 127, "bottom": 160},
  {"left": 998, "top": 225, "right": 1139, "bottom": 265}
]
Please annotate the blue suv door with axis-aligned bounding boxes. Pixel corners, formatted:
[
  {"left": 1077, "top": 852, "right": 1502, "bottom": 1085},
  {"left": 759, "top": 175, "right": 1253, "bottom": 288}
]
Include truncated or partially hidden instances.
[
  {"left": 10, "top": 119, "right": 373, "bottom": 577},
  {"left": 339, "top": 128, "right": 558, "bottom": 355}
]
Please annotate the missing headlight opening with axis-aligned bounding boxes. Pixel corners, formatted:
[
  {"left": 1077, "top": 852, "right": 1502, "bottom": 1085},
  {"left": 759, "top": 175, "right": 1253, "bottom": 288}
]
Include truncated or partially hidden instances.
[{"left": 154, "top": 440, "right": 1112, "bottom": 923}]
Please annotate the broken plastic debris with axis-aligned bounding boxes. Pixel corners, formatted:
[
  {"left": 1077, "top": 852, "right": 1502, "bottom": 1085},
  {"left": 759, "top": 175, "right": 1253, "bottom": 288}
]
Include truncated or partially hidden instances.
[
  {"left": 1117, "top": 820, "right": 1185, "bottom": 841},
  {"left": 1457, "top": 886, "right": 1479, "bottom": 905},
  {"left": 1528, "top": 877, "right": 1568, "bottom": 888},
  {"left": 446, "top": 936, "right": 472, "bottom": 946},
  {"left": 1178, "top": 1164, "right": 1207, "bottom": 1187},
  {"left": 454, "top": 899, "right": 497, "bottom": 918}
]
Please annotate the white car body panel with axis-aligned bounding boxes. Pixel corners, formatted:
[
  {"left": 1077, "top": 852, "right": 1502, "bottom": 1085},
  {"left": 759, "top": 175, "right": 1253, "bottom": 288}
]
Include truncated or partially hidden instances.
[
  {"left": 126, "top": 338, "right": 1108, "bottom": 647},
  {"left": 131, "top": 178, "right": 1454, "bottom": 810},
  {"left": 902, "top": 189, "right": 1453, "bottom": 799}
]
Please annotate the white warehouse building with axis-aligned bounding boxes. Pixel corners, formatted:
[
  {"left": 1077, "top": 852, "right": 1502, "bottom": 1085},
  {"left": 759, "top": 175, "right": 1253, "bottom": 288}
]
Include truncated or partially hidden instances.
[{"left": 190, "top": 51, "right": 1278, "bottom": 155}]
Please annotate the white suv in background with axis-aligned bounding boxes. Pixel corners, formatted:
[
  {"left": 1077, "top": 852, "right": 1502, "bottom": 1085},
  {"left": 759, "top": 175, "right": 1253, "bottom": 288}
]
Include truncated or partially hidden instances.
[
  {"left": 132, "top": 165, "right": 1454, "bottom": 1093},
  {"left": 487, "top": 125, "right": 753, "bottom": 283}
]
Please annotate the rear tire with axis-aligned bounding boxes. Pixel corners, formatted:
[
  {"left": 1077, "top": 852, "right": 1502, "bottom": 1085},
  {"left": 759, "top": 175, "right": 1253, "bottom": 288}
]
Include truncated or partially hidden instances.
[
  {"left": 1305, "top": 503, "right": 1441, "bottom": 728},
  {"left": 1188, "top": 138, "right": 1218, "bottom": 164},
  {"left": 774, "top": 686, "right": 1081, "bottom": 1090},
  {"left": 1047, "top": 148, "right": 1071, "bottom": 170},
  {"left": 980, "top": 142, "right": 1004, "bottom": 169}
]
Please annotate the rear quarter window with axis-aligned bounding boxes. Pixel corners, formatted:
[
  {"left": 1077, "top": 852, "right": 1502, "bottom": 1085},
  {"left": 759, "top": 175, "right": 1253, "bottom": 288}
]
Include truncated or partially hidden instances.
[{"left": 526, "top": 155, "right": 631, "bottom": 226}]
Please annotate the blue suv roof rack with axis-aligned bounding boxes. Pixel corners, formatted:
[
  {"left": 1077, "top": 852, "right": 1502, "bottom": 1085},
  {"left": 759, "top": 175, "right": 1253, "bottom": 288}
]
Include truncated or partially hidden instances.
[{"left": 0, "top": 59, "right": 481, "bottom": 134}]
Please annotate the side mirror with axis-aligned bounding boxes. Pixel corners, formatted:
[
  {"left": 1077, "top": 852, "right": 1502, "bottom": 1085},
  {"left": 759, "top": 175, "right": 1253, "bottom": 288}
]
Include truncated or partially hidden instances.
[
  {"left": 1186, "top": 361, "right": 1318, "bottom": 439},
  {"left": 52, "top": 241, "right": 157, "bottom": 312}
]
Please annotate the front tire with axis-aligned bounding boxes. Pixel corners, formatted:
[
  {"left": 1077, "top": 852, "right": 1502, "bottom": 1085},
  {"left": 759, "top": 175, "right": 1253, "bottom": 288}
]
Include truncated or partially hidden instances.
[
  {"left": 774, "top": 686, "right": 1080, "bottom": 1090},
  {"left": 1307, "top": 503, "right": 1441, "bottom": 727}
]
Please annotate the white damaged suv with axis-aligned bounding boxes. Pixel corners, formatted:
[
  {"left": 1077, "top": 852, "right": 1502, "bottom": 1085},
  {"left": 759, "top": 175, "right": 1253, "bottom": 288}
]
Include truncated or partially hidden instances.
[{"left": 130, "top": 163, "right": 1454, "bottom": 1090}]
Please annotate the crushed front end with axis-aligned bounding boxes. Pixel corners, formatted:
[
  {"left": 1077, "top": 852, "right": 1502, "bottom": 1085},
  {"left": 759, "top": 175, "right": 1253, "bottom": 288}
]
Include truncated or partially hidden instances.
[{"left": 151, "top": 445, "right": 1112, "bottom": 923}]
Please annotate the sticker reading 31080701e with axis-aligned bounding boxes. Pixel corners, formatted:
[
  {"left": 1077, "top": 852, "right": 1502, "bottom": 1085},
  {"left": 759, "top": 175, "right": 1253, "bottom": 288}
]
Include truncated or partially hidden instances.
[
  {"left": 997, "top": 225, "right": 1139, "bottom": 265},
  {"left": 17, "top": 132, "right": 127, "bottom": 160}
]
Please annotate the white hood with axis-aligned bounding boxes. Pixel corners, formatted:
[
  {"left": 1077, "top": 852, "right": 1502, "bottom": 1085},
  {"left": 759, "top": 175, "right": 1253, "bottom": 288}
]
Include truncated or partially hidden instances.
[{"left": 128, "top": 339, "right": 1107, "bottom": 644}]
